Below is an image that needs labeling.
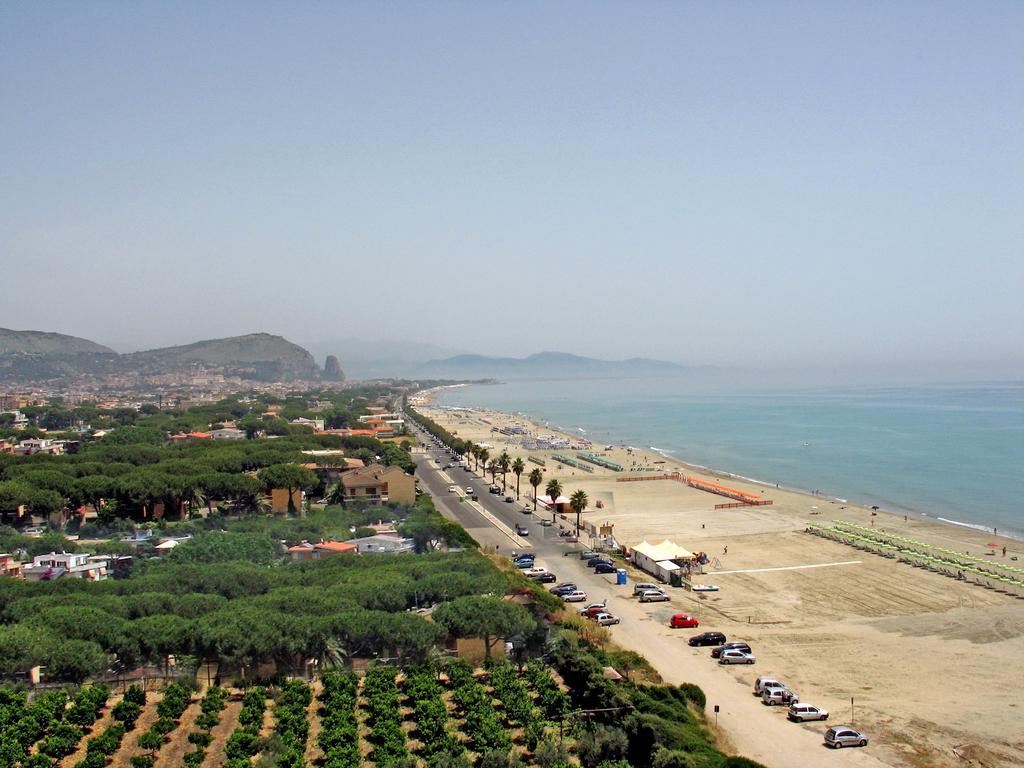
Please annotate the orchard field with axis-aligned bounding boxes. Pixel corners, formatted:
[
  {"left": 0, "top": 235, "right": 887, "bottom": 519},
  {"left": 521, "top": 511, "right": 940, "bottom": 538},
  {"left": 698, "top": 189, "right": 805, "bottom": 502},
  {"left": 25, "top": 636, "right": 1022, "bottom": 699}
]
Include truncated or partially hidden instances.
[{"left": 1, "top": 631, "right": 763, "bottom": 768}]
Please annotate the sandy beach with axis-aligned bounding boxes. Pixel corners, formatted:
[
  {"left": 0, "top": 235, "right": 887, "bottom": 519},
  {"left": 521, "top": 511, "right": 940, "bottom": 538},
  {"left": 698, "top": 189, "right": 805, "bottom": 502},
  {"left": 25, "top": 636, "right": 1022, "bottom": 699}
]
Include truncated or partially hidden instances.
[{"left": 412, "top": 388, "right": 1024, "bottom": 768}]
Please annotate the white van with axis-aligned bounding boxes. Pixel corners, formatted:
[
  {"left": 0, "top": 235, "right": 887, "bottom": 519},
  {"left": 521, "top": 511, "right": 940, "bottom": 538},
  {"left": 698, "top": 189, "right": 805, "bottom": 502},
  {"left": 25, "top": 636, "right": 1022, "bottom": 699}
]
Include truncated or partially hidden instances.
[
  {"left": 633, "top": 582, "right": 661, "bottom": 596},
  {"left": 753, "top": 677, "right": 781, "bottom": 696}
]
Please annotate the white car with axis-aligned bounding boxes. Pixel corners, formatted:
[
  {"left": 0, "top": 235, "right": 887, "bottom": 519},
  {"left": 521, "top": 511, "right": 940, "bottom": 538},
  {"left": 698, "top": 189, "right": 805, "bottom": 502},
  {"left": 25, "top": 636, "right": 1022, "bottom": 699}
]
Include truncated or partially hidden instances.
[
  {"left": 448, "top": 485, "right": 457, "bottom": 493},
  {"left": 523, "top": 567, "right": 548, "bottom": 577},
  {"left": 465, "top": 486, "right": 473, "bottom": 494},
  {"left": 562, "top": 590, "right": 588, "bottom": 603},
  {"left": 788, "top": 704, "right": 829, "bottom": 722},
  {"left": 718, "top": 649, "right": 756, "bottom": 665},
  {"left": 593, "top": 612, "right": 620, "bottom": 626},
  {"left": 638, "top": 589, "right": 670, "bottom": 603}
]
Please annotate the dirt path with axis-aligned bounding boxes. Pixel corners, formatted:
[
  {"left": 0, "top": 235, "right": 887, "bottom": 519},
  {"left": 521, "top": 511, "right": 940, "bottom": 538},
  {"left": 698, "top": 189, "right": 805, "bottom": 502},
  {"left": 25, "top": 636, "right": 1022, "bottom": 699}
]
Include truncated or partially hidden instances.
[
  {"left": 109, "top": 692, "right": 163, "bottom": 768},
  {"left": 203, "top": 699, "right": 242, "bottom": 768},
  {"left": 303, "top": 678, "right": 324, "bottom": 766},
  {"left": 60, "top": 695, "right": 121, "bottom": 768},
  {"left": 153, "top": 695, "right": 202, "bottom": 768}
]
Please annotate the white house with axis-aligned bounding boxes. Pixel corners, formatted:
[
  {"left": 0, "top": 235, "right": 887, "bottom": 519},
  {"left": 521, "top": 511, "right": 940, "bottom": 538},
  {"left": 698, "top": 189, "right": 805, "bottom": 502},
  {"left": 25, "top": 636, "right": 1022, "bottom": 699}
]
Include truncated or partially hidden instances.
[
  {"left": 347, "top": 534, "right": 414, "bottom": 555},
  {"left": 23, "top": 551, "right": 109, "bottom": 581}
]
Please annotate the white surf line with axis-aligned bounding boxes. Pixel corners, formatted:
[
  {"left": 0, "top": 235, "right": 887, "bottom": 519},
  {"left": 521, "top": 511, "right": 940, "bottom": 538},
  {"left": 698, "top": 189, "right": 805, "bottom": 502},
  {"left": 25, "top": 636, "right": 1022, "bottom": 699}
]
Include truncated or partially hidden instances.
[{"left": 713, "top": 560, "right": 862, "bottom": 575}]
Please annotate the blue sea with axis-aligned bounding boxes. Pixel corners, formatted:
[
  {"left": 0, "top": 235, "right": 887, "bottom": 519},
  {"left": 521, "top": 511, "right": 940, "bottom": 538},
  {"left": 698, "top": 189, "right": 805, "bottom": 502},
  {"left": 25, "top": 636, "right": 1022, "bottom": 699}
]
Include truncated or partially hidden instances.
[{"left": 435, "top": 378, "right": 1024, "bottom": 540}]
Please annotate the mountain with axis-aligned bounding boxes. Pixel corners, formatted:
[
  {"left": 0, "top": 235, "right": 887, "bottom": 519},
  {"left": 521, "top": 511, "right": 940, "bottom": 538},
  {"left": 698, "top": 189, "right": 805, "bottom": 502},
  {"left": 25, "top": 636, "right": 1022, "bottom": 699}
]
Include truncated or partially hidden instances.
[
  {"left": 0, "top": 329, "right": 334, "bottom": 385},
  {"left": 126, "top": 333, "right": 320, "bottom": 381},
  {"left": 0, "top": 328, "right": 120, "bottom": 383},
  {"left": 416, "top": 351, "right": 685, "bottom": 379},
  {"left": 0, "top": 328, "right": 115, "bottom": 356}
]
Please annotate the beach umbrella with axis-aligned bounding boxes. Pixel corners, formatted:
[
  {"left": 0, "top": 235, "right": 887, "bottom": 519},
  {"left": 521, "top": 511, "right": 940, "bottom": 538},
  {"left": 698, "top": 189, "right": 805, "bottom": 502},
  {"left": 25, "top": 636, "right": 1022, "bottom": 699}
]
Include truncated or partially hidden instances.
[{"left": 871, "top": 505, "right": 880, "bottom": 510}]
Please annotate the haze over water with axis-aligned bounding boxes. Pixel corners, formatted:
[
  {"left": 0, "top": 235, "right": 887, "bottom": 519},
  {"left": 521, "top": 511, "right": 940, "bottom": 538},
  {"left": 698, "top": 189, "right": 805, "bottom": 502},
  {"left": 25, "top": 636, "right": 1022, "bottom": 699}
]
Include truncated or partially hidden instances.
[{"left": 436, "top": 378, "right": 1024, "bottom": 539}]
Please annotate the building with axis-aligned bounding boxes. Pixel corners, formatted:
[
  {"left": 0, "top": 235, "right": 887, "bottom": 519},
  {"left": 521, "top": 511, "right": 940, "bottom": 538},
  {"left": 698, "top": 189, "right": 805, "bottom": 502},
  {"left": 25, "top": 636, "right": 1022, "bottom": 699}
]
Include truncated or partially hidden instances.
[
  {"left": 339, "top": 464, "right": 415, "bottom": 505},
  {"left": 23, "top": 552, "right": 109, "bottom": 581},
  {"left": 14, "top": 438, "right": 63, "bottom": 456},
  {"left": 629, "top": 540, "right": 696, "bottom": 583},
  {"left": 210, "top": 428, "right": 246, "bottom": 440},
  {"left": 0, "top": 554, "right": 24, "bottom": 578},
  {"left": 347, "top": 534, "right": 414, "bottom": 554},
  {"left": 290, "top": 417, "right": 325, "bottom": 431},
  {"left": 287, "top": 539, "right": 358, "bottom": 561}
]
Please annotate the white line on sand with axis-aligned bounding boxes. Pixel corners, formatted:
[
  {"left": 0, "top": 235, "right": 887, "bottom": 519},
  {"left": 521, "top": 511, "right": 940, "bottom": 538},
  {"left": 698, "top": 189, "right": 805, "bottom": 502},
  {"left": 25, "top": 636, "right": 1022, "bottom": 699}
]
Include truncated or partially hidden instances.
[{"left": 713, "top": 560, "right": 862, "bottom": 575}]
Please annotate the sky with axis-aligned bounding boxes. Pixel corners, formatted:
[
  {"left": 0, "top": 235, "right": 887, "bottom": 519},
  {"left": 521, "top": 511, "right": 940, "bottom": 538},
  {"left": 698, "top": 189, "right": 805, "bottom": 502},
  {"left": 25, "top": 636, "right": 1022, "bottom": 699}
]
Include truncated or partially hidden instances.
[{"left": 2, "top": 2, "right": 1022, "bottom": 376}]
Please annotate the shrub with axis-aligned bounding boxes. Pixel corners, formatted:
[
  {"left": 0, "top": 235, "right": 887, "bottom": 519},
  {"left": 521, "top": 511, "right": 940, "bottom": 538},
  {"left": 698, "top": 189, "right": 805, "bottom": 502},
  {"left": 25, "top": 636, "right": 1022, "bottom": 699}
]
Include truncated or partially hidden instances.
[
  {"left": 534, "top": 736, "right": 570, "bottom": 768},
  {"left": 188, "top": 730, "right": 213, "bottom": 747},
  {"left": 678, "top": 683, "right": 706, "bottom": 709},
  {"left": 130, "top": 756, "right": 156, "bottom": 768}
]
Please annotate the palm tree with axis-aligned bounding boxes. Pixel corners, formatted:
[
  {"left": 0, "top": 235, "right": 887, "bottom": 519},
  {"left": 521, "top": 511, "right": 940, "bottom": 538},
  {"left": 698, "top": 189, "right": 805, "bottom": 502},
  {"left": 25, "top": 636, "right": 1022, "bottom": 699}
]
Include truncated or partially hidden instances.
[
  {"left": 487, "top": 460, "right": 499, "bottom": 486},
  {"left": 569, "top": 489, "right": 588, "bottom": 537},
  {"left": 497, "top": 451, "right": 511, "bottom": 492},
  {"left": 464, "top": 441, "right": 475, "bottom": 468},
  {"left": 511, "top": 457, "right": 525, "bottom": 500},
  {"left": 528, "top": 469, "right": 543, "bottom": 510},
  {"left": 478, "top": 448, "right": 490, "bottom": 477},
  {"left": 545, "top": 478, "right": 563, "bottom": 523}
]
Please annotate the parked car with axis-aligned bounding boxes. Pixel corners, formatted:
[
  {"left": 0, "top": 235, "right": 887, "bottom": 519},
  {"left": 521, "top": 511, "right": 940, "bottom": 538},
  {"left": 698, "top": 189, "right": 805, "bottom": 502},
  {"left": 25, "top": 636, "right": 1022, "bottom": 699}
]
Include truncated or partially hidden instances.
[
  {"left": 788, "top": 704, "right": 828, "bottom": 722},
  {"left": 579, "top": 551, "right": 599, "bottom": 560},
  {"left": 549, "top": 583, "right": 577, "bottom": 595},
  {"left": 718, "top": 649, "right": 756, "bottom": 665},
  {"left": 593, "top": 612, "right": 620, "bottom": 626},
  {"left": 762, "top": 686, "right": 799, "bottom": 706},
  {"left": 587, "top": 558, "right": 614, "bottom": 569},
  {"left": 529, "top": 572, "right": 557, "bottom": 583},
  {"left": 753, "top": 677, "right": 782, "bottom": 696},
  {"left": 562, "top": 590, "right": 588, "bottom": 603},
  {"left": 824, "top": 727, "right": 868, "bottom": 749},
  {"left": 670, "top": 613, "right": 699, "bottom": 629},
  {"left": 513, "top": 559, "right": 535, "bottom": 569},
  {"left": 579, "top": 603, "right": 608, "bottom": 618},
  {"left": 711, "top": 642, "right": 751, "bottom": 659},
  {"left": 594, "top": 562, "right": 617, "bottom": 574},
  {"left": 633, "top": 582, "right": 661, "bottom": 596},
  {"left": 515, "top": 524, "right": 529, "bottom": 535},
  {"left": 489, "top": 486, "right": 501, "bottom": 494},
  {"left": 689, "top": 631, "right": 726, "bottom": 647},
  {"left": 558, "top": 532, "right": 579, "bottom": 542},
  {"left": 504, "top": 496, "right": 514, "bottom": 503},
  {"left": 523, "top": 567, "right": 548, "bottom": 577},
  {"left": 638, "top": 589, "right": 670, "bottom": 603}
]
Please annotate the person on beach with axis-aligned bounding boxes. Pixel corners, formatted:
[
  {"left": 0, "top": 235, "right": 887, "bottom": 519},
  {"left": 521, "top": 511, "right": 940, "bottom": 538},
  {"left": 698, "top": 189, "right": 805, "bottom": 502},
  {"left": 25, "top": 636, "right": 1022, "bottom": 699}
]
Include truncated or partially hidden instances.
[{"left": 723, "top": 545, "right": 728, "bottom": 555}]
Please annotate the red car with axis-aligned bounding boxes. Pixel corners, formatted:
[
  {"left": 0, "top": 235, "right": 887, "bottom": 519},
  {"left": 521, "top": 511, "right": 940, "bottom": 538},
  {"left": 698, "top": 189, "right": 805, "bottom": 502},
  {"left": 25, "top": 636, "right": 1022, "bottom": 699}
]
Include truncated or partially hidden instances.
[
  {"left": 669, "top": 612, "right": 699, "bottom": 629},
  {"left": 580, "top": 603, "right": 608, "bottom": 619}
]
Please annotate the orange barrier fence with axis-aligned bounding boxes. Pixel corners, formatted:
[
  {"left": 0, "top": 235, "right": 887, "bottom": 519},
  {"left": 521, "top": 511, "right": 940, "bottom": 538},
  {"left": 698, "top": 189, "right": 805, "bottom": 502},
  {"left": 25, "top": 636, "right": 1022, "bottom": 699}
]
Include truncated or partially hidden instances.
[{"left": 714, "top": 500, "right": 774, "bottom": 509}]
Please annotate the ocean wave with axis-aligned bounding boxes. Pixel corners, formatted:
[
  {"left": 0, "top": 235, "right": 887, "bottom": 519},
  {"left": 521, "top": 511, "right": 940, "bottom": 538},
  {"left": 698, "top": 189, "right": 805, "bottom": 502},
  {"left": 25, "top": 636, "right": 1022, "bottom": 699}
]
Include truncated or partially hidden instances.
[{"left": 937, "top": 517, "right": 995, "bottom": 534}]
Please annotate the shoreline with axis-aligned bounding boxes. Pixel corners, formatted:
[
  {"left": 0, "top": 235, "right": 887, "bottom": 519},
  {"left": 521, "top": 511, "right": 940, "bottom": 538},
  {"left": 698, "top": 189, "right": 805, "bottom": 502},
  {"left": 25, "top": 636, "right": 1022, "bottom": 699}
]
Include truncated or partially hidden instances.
[{"left": 422, "top": 383, "right": 1023, "bottom": 543}]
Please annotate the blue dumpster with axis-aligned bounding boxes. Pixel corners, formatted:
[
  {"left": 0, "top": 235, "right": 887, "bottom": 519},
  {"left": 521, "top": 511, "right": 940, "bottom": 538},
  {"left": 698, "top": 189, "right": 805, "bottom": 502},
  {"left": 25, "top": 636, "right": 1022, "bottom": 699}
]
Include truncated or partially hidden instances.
[{"left": 616, "top": 568, "right": 627, "bottom": 585}]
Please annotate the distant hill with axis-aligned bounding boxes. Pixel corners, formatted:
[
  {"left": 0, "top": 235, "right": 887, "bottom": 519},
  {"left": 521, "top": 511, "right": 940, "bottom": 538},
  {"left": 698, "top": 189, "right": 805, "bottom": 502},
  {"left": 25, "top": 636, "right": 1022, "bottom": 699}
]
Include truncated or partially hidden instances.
[
  {"left": 0, "top": 328, "right": 115, "bottom": 356},
  {"left": 127, "top": 333, "right": 320, "bottom": 381},
  {"left": 0, "top": 329, "right": 335, "bottom": 385},
  {"left": 416, "top": 351, "right": 685, "bottom": 379}
]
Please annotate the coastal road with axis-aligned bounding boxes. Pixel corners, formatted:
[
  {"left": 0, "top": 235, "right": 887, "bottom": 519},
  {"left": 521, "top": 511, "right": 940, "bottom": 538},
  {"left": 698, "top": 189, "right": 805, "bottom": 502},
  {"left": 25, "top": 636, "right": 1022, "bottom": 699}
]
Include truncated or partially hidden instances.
[{"left": 410, "top": 425, "right": 894, "bottom": 768}]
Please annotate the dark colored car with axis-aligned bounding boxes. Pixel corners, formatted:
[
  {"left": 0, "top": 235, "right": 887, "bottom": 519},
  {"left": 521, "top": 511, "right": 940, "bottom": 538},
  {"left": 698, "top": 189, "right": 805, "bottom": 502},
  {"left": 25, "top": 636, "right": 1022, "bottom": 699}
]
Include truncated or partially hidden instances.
[
  {"left": 587, "top": 558, "right": 614, "bottom": 569},
  {"left": 549, "top": 583, "right": 577, "bottom": 595},
  {"left": 504, "top": 496, "right": 514, "bottom": 503},
  {"left": 688, "top": 632, "right": 726, "bottom": 647},
  {"left": 529, "top": 572, "right": 557, "bottom": 583},
  {"left": 711, "top": 642, "right": 751, "bottom": 658},
  {"left": 594, "top": 562, "right": 617, "bottom": 574}
]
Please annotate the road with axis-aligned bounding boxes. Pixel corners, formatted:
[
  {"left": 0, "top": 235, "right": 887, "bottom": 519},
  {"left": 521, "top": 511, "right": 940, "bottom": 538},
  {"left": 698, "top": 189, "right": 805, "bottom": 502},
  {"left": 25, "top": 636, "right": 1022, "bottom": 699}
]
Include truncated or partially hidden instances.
[{"left": 409, "top": 422, "right": 893, "bottom": 768}]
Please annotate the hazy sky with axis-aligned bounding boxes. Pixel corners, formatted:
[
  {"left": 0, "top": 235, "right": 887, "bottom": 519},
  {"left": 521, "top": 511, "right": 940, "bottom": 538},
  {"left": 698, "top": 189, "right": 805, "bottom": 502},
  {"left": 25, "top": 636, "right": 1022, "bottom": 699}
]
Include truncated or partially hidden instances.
[{"left": 2, "top": 2, "right": 1022, "bottom": 373}]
